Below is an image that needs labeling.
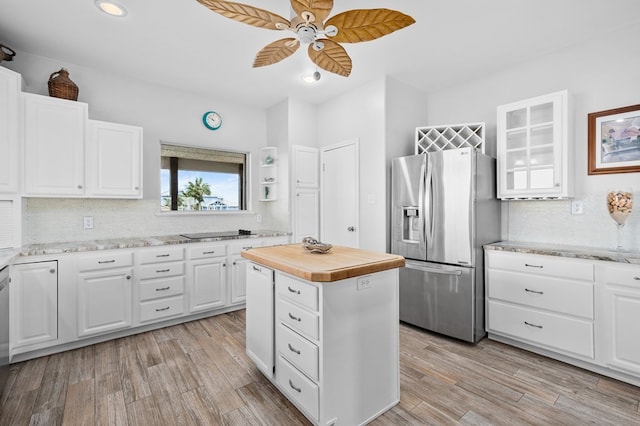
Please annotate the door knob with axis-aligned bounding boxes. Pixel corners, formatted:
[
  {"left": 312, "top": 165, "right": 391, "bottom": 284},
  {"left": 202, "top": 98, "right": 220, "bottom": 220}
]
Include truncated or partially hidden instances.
[{"left": 347, "top": 226, "right": 356, "bottom": 232}]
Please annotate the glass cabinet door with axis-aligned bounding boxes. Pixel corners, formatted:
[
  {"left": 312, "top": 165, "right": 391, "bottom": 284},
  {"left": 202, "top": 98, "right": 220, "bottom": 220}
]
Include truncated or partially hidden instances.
[{"left": 497, "top": 90, "right": 570, "bottom": 199}]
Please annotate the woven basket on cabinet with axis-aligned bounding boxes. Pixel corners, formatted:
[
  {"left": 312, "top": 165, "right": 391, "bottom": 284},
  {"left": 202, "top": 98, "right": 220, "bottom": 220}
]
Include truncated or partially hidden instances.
[{"left": 48, "top": 68, "right": 79, "bottom": 101}]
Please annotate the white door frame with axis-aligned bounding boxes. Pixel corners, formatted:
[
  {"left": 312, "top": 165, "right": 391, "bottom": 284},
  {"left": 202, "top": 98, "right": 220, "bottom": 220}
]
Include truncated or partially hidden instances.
[{"left": 320, "top": 138, "right": 359, "bottom": 247}]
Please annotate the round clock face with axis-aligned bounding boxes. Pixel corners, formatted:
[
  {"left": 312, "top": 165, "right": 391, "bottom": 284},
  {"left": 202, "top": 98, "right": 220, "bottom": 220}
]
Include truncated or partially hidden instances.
[{"left": 203, "top": 111, "right": 222, "bottom": 130}]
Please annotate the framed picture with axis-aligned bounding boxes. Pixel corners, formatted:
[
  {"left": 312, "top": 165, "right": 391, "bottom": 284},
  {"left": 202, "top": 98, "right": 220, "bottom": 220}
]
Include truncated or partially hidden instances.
[{"left": 588, "top": 104, "right": 640, "bottom": 175}]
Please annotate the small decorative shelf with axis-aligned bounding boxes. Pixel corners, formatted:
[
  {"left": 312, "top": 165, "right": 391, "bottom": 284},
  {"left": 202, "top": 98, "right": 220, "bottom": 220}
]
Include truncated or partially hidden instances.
[
  {"left": 259, "top": 147, "right": 278, "bottom": 201},
  {"left": 415, "top": 123, "right": 485, "bottom": 154}
]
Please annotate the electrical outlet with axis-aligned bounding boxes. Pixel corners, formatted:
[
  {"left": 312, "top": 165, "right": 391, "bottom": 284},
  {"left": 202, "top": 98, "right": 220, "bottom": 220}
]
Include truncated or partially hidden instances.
[
  {"left": 571, "top": 200, "right": 584, "bottom": 215},
  {"left": 83, "top": 216, "right": 94, "bottom": 229},
  {"left": 357, "top": 276, "right": 372, "bottom": 291},
  {"left": 256, "top": 214, "right": 263, "bottom": 223}
]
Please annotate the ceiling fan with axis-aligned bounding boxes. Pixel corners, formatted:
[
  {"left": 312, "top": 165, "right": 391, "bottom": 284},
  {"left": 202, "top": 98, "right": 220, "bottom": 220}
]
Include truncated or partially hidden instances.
[{"left": 196, "top": 0, "right": 415, "bottom": 77}]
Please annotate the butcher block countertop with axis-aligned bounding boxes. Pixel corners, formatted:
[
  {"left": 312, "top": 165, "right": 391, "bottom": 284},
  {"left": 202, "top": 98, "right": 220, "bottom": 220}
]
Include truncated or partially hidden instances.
[{"left": 241, "top": 243, "right": 405, "bottom": 282}]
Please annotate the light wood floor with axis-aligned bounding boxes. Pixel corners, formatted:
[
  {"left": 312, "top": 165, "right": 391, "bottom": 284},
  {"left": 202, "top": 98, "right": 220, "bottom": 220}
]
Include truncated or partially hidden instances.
[{"left": 2, "top": 310, "right": 640, "bottom": 425}]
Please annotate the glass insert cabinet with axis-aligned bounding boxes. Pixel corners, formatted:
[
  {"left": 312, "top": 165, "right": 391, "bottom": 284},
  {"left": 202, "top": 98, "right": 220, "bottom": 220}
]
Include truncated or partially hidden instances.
[{"left": 496, "top": 90, "right": 573, "bottom": 199}]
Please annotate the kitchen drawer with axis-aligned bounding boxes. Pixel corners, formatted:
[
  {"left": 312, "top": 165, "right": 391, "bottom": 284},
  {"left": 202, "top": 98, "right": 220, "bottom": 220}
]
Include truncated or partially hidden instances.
[
  {"left": 78, "top": 251, "right": 133, "bottom": 272},
  {"left": 139, "top": 261, "right": 184, "bottom": 280},
  {"left": 278, "top": 323, "right": 319, "bottom": 381},
  {"left": 139, "top": 246, "right": 184, "bottom": 264},
  {"left": 604, "top": 264, "right": 640, "bottom": 289},
  {"left": 276, "top": 273, "right": 318, "bottom": 312},
  {"left": 487, "top": 251, "right": 594, "bottom": 282},
  {"left": 278, "top": 297, "right": 319, "bottom": 341},
  {"left": 277, "top": 356, "right": 319, "bottom": 421},
  {"left": 188, "top": 244, "right": 226, "bottom": 260},
  {"left": 139, "top": 276, "right": 184, "bottom": 301},
  {"left": 229, "top": 240, "right": 262, "bottom": 255},
  {"left": 139, "top": 295, "right": 184, "bottom": 322},
  {"left": 488, "top": 300, "right": 594, "bottom": 359},
  {"left": 488, "top": 269, "right": 594, "bottom": 319}
]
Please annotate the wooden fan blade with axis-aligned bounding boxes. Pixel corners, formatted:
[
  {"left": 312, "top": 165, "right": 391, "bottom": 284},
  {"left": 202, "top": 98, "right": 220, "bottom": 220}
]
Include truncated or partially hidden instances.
[
  {"left": 308, "top": 39, "right": 352, "bottom": 77},
  {"left": 197, "top": 0, "right": 290, "bottom": 30},
  {"left": 290, "top": 0, "right": 333, "bottom": 23},
  {"left": 325, "top": 9, "right": 415, "bottom": 43},
  {"left": 254, "top": 38, "right": 300, "bottom": 68}
]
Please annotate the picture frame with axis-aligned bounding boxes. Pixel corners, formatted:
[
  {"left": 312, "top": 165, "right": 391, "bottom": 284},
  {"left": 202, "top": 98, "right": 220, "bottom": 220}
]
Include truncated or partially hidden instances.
[{"left": 588, "top": 104, "right": 640, "bottom": 175}]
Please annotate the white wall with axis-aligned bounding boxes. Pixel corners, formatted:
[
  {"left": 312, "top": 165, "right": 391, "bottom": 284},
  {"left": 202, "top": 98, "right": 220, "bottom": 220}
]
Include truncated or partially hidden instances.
[
  {"left": 6, "top": 52, "right": 272, "bottom": 244},
  {"left": 425, "top": 23, "right": 640, "bottom": 251},
  {"left": 317, "top": 78, "right": 429, "bottom": 252}
]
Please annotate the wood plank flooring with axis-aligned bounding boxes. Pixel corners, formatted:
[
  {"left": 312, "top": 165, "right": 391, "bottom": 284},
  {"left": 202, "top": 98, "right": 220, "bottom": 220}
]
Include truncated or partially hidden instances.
[{"left": 1, "top": 310, "right": 640, "bottom": 425}]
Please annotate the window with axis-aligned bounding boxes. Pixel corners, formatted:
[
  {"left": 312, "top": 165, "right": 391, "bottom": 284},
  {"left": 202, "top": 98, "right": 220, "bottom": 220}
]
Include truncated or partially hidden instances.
[{"left": 160, "top": 144, "right": 247, "bottom": 211}]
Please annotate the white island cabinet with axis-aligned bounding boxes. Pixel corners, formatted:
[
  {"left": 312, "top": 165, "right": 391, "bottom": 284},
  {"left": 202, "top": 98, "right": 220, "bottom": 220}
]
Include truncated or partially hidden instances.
[{"left": 243, "top": 244, "right": 404, "bottom": 426}]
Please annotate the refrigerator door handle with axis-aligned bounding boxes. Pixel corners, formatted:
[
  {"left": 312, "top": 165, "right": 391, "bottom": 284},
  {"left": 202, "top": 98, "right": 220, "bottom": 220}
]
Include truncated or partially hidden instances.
[
  {"left": 404, "top": 262, "right": 463, "bottom": 276},
  {"left": 424, "top": 161, "right": 433, "bottom": 248},
  {"left": 418, "top": 162, "right": 426, "bottom": 250}
]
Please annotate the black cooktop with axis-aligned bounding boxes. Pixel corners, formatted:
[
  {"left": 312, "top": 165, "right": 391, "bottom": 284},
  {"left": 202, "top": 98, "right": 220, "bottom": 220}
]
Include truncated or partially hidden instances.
[{"left": 180, "top": 229, "right": 254, "bottom": 239}]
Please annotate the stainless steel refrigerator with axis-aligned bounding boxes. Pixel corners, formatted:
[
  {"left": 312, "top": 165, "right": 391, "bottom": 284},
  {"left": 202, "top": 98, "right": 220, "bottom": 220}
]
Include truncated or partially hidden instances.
[{"left": 391, "top": 147, "right": 500, "bottom": 343}]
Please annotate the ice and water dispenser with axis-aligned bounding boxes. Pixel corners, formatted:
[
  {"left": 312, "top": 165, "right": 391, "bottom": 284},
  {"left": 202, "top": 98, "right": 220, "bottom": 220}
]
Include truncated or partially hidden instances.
[{"left": 401, "top": 206, "right": 421, "bottom": 242}]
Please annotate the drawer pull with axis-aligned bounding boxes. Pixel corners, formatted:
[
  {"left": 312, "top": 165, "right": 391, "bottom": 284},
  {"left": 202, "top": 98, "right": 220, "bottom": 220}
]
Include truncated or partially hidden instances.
[
  {"left": 98, "top": 259, "right": 116, "bottom": 264},
  {"left": 525, "top": 288, "right": 544, "bottom": 295},
  {"left": 202, "top": 251, "right": 216, "bottom": 254},
  {"left": 156, "top": 306, "right": 170, "bottom": 312},
  {"left": 288, "top": 286, "right": 301, "bottom": 295},
  {"left": 288, "top": 313, "right": 301, "bottom": 322},
  {"left": 288, "top": 379, "right": 302, "bottom": 393},
  {"left": 252, "top": 265, "right": 262, "bottom": 272},
  {"left": 634, "top": 276, "right": 640, "bottom": 281},
  {"left": 243, "top": 246, "right": 253, "bottom": 250},
  {"left": 524, "top": 321, "right": 543, "bottom": 329},
  {"left": 288, "top": 343, "right": 301, "bottom": 355},
  {"left": 156, "top": 269, "right": 170, "bottom": 273},
  {"left": 156, "top": 254, "right": 171, "bottom": 258},
  {"left": 155, "top": 286, "right": 170, "bottom": 291},
  {"left": 525, "top": 263, "right": 544, "bottom": 269}
]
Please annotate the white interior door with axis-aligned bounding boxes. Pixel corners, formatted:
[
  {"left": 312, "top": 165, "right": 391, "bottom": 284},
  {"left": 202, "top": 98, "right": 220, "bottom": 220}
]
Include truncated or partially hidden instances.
[{"left": 321, "top": 140, "right": 359, "bottom": 248}]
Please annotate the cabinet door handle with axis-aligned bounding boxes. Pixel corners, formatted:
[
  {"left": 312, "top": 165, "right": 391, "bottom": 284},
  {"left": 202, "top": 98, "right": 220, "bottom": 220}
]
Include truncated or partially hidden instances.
[
  {"left": 243, "top": 246, "right": 253, "bottom": 250},
  {"left": 49, "top": 269, "right": 56, "bottom": 274},
  {"left": 156, "top": 306, "right": 170, "bottom": 312},
  {"left": 525, "top": 263, "right": 544, "bottom": 269},
  {"left": 287, "top": 286, "right": 301, "bottom": 295},
  {"left": 202, "top": 251, "right": 216, "bottom": 254},
  {"left": 156, "top": 286, "right": 170, "bottom": 291},
  {"left": 252, "top": 265, "right": 262, "bottom": 272},
  {"left": 98, "top": 259, "right": 116, "bottom": 264},
  {"left": 634, "top": 276, "right": 640, "bottom": 280},
  {"left": 288, "top": 343, "right": 301, "bottom": 355},
  {"left": 156, "top": 269, "right": 170, "bottom": 273},
  {"left": 524, "top": 321, "right": 543, "bottom": 329},
  {"left": 156, "top": 254, "right": 170, "bottom": 258},
  {"left": 232, "top": 261, "right": 236, "bottom": 266},
  {"left": 288, "top": 313, "right": 301, "bottom": 322},
  {"left": 77, "top": 184, "right": 83, "bottom": 189},
  {"left": 288, "top": 379, "right": 301, "bottom": 393},
  {"left": 126, "top": 275, "right": 131, "bottom": 280},
  {"left": 525, "top": 288, "right": 544, "bottom": 295}
]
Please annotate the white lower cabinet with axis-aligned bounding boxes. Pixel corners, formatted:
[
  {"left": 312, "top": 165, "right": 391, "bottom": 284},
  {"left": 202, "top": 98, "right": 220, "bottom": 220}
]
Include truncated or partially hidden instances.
[
  {"left": 188, "top": 244, "right": 226, "bottom": 312},
  {"left": 602, "top": 263, "right": 640, "bottom": 376},
  {"left": 77, "top": 251, "right": 133, "bottom": 337},
  {"left": 486, "top": 249, "right": 640, "bottom": 386},
  {"left": 247, "top": 262, "right": 399, "bottom": 425},
  {"left": 10, "top": 261, "right": 58, "bottom": 350}
]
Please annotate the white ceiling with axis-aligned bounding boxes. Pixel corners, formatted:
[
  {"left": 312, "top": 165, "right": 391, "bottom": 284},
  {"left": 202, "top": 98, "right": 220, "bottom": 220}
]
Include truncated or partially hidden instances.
[{"left": 1, "top": 0, "right": 639, "bottom": 108}]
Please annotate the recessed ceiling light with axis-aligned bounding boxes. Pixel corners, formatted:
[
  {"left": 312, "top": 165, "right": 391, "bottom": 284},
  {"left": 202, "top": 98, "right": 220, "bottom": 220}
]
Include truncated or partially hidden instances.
[
  {"left": 301, "top": 71, "right": 321, "bottom": 83},
  {"left": 95, "top": 0, "right": 127, "bottom": 17}
]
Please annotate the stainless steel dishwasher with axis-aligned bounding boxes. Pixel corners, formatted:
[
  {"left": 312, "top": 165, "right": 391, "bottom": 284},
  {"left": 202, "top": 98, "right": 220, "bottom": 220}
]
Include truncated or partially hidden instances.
[{"left": 0, "top": 265, "right": 9, "bottom": 399}]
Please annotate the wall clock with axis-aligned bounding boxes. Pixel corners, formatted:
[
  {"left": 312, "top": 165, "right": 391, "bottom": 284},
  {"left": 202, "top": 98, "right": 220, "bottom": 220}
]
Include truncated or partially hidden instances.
[{"left": 202, "top": 111, "right": 222, "bottom": 130}]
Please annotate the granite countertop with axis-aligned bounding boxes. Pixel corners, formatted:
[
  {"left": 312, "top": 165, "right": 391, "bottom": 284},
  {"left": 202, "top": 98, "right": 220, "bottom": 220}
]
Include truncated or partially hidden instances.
[
  {"left": 242, "top": 243, "right": 405, "bottom": 282},
  {"left": 19, "top": 230, "right": 290, "bottom": 257},
  {"left": 484, "top": 241, "right": 640, "bottom": 265},
  {"left": 0, "top": 248, "right": 21, "bottom": 269}
]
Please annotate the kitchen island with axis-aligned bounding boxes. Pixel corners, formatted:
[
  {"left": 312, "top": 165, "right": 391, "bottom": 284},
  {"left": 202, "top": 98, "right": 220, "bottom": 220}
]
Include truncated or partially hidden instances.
[{"left": 241, "top": 244, "right": 405, "bottom": 426}]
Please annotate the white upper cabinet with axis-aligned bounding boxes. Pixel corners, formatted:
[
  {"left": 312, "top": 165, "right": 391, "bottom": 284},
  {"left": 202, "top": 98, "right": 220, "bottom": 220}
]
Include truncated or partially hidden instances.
[
  {"left": 86, "top": 120, "right": 143, "bottom": 198},
  {"left": 497, "top": 90, "right": 573, "bottom": 200},
  {"left": 0, "top": 66, "right": 21, "bottom": 193},
  {"left": 23, "top": 93, "right": 87, "bottom": 197},
  {"left": 292, "top": 145, "right": 319, "bottom": 188}
]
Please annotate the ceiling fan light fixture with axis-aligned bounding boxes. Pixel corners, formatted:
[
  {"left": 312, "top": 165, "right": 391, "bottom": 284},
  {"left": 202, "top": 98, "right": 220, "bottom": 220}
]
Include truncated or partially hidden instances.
[{"left": 95, "top": 0, "right": 127, "bottom": 17}]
